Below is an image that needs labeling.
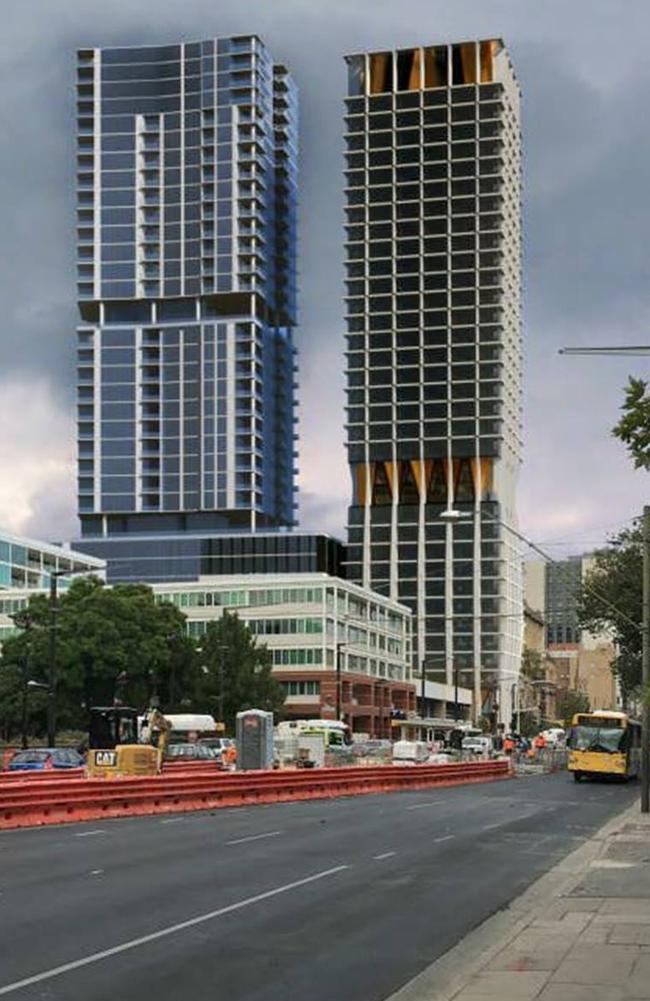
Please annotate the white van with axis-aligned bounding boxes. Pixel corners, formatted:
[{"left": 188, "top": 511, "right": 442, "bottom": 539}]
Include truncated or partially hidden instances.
[{"left": 461, "top": 735, "right": 493, "bottom": 757}]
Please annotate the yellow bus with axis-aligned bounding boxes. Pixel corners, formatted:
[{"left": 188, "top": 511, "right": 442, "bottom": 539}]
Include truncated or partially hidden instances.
[{"left": 567, "top": 710, "right": 641, "bottom": 782}]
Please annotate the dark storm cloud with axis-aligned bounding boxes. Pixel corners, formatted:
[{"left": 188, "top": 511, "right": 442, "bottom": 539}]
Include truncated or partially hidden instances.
[{"left": 0, "top": 0, "right": 648, "bottom": 546}]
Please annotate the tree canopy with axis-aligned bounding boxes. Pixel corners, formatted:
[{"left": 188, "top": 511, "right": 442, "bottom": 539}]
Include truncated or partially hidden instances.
[
  {"left": 612, "top": 377, "right": 650, "bottom": 470},
  {"left": 0, "top": 579, "right": 284, "bottom": 741},
  {"left": 576, "top": 523, "right": 642, "bottom": 703},
  {"left": 197, "top": 612, "right": 286, "bottom": 730},
  {"left": 556, "top": 689, "right": 590, "bottom": 725}
]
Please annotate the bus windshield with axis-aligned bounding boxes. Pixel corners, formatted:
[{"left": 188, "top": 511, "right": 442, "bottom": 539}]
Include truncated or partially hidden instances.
[{"left": 571, "top": 725, "right": 625, "bottom": 753}]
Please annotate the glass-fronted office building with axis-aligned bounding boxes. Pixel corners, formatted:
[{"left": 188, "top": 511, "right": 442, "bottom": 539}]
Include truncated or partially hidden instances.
[
  {"left": 0, "top": 531, "right": 105, "bottom": 591},
  {"left": 78, "top": 529, "right": 344, "bottom": 584},
  {"left": 75, "top": 36, "right": 298, "bottom": 550},
  {"left": 343, "top": 40, "right": 523, "bottom": 725},
  {"left": 0, "top": 530, "right": 105, "bottom": 643}
]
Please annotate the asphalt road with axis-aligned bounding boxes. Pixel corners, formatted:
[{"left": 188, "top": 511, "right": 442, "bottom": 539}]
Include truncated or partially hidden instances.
[{"left": 0, "top": 772, "right": 637, "bottom": 1000}]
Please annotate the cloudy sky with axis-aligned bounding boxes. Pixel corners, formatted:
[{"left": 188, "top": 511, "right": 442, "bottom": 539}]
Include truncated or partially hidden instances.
[{"left": 1, "top": 0, "right": 648, "bottom": 558}]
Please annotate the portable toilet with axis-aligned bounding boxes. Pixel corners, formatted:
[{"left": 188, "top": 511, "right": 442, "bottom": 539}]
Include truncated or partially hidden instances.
[{"left": 236, "top": 709, "right": 274, "bottom": 770}]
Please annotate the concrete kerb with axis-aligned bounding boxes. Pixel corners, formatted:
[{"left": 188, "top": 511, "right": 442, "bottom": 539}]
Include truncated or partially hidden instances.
[{"left": 385, "top": 798, "right": 644, "bottom": 1001}]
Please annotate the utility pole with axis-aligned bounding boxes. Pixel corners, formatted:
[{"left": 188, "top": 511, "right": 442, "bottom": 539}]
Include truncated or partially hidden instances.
[
  {"left": 21, "top": 639, "right": 31, "bottom": 750},
  {"left": 336, "top": 642, "right": 343, "bottom": 720},
  {"left": 420, "top": 657, "right": 426, "bottom": 717},
  {"left": 642, "top": 506, "right": 650, "bottom": 813},
  {"left": 217, "top": 644, "right": 227, "bottom": 726},
  {"left": 47, "top": 572, "right": 61, "bottom": 748}
]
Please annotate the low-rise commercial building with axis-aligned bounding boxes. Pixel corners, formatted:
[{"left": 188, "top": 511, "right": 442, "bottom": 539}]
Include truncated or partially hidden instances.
[
  {"left": 152, "top": 573, "right": 415, "bottom": 738},
  {"left": 0, "top": 570, "right": 414, "bottom": 738},
  {"left": 0, "top": 564, "right": 485, "bottom": 737}
]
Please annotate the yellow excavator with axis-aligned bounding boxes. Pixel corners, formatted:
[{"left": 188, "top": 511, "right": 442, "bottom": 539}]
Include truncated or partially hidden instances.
[{"left": 86, "top": 706, "right": 171, "bottom": 778}]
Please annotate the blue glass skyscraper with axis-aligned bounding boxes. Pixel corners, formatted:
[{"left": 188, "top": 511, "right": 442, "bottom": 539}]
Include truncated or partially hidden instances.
[{"left": 75, "top": 36, "right": 298, "bottom": 541}]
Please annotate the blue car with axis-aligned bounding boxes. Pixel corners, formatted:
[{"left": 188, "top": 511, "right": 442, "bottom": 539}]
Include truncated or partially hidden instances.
[{"left": 8, "top": 748, "right": 84, "bottom": 771}]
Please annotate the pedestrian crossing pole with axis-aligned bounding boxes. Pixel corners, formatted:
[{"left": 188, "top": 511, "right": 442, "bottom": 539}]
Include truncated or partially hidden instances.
[{"left": 642, "top": 506, "right": 650, "bottom": 814}]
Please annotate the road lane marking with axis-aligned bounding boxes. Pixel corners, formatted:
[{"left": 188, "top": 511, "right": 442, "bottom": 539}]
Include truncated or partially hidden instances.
[
  {"left": 0, "top": 865, "right": 349, "bottom": 996},
  {"left": 160, "top": 818, "right": 185, "bottom": 825},
  {"left": 373, "top": 851, "right": 396, "bottom": 861},
  {"left": 225, "top": 830, "right": 281, "bottom": 846},
  {"left": 74, "top": 830, "right": 106, "bottom": 838},
  {"left": 406, "top": 801, "right": 442, "bottom": 811},
  {"left": 90, "top": 870, "right": 104, "bottom": 876},
  {"left": 433, "top": 835, "right": 454, "bottom": 844}
]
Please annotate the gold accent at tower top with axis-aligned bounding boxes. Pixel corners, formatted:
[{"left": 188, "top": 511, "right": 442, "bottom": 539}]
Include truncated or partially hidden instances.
[{"left": 347, "top": 39, "right": 505, "bottom": 96}]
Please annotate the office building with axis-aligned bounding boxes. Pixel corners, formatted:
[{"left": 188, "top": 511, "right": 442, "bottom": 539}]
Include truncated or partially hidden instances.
[
  {"left": 343, "top": 40, "right": 523, "bottom": 725},
  {"left": 75, "top": 35, "right": 298, "bottom": 560},
  {"left": 153, "top": 573, "right": 415, "bottom": 736},
  {"left": 0, "top": 530, "right": 104, "bottom": 592},
  {"left": 524, "top": 556, "right": 619, "bottom": 712},
  {"left": 0, "top": 530, "right": 105, "bottom": 643}
]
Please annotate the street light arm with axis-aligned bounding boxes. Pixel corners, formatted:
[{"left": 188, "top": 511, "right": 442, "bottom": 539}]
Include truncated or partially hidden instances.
[{"left": 560, "top": 346, "right": 650, "bottom": 356}]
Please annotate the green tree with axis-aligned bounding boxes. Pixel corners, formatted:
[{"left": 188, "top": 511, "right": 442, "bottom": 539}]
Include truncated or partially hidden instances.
[
  {"left": 198, "top": 612, "right": 285, "bottom": 731},
  {"left": 576, "top": 523, "right": 642, "bottom": 703},
  {"left": 556, "top": 689, "right": 590, "bottom": 725},
  {"left": 613, "top": 377, "right": 650, "bottom": 470},
  {"left": 0, "top": 577, "right": 196, "bottom": 737}
]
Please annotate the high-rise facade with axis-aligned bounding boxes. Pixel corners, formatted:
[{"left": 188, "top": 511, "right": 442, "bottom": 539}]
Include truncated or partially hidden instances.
[
  {"left": 343, "top": 40, "right": 523, "bottom": 724},
  {"left": 525, "top": 555, "right": 592, "bottom": 646},
  {"left": 524, "top": 556, "right": 619, "bottom": 713},
  {"left": 75, "top": 36, "right": 298, "bottom": 541}
]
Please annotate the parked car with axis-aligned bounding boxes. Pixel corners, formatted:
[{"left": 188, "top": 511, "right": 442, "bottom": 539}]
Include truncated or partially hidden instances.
[
  {"left": 165, "top": 743, "right": 221, "bottom": 762},
  {"left": 8, "top": 748, "right": 84, "bottom": 771}
]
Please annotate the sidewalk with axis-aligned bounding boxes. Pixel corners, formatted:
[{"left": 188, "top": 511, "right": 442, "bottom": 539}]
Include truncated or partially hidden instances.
[{"left": 389, "top": 798, "right": 650, "bottom": 1001}]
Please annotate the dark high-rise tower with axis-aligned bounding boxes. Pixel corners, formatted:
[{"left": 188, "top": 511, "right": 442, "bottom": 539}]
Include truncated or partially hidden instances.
[
  {"left": 343, "top": 40, "right": 522, "bottom": 724},
  {"left": 75, "top": 36, "right": 298, "bottom": 540}
]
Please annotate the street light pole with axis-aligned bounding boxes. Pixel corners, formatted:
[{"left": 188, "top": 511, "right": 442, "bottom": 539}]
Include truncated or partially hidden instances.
[
  {"left": 47, "top": 572, "right": 62, "bottom": 748},
  {"left": 216, "top": 643, "right": 228, "bottom": 726},
  {"left": 218, "top": 649, "right": 225, "bottom": 726},
  {"left": 641, "top": 506, "right": 650, "bottom": 813},
  {"left": 21, "top": 638, "right": 32, "bottom": 750}
]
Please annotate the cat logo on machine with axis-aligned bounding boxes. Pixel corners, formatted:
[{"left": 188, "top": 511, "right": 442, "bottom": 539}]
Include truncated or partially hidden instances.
[{"left": 95, "top": 750, "right": 117, "bottom": 767}]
